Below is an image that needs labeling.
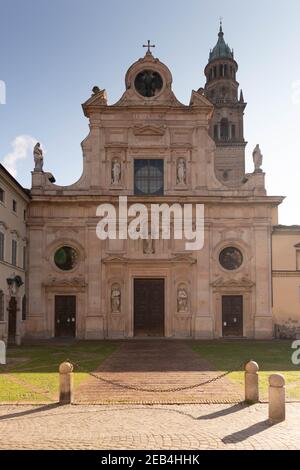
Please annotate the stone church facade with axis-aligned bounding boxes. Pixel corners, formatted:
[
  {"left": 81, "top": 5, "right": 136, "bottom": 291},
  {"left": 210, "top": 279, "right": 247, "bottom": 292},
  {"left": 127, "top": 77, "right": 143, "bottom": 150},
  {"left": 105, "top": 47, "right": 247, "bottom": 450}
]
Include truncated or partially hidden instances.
[{"left": 25, "top": 26, "right": 283, "bottom": 340}]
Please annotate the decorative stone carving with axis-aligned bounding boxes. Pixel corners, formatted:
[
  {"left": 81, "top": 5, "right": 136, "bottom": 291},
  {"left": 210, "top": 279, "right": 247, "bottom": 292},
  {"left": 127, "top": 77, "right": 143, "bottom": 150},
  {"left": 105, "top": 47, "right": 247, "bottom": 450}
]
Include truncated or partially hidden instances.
[
  {"left": 212, "top": 277, "right": 254, "bottom": 288},
  {"left": 133, "top": 125, "right": 165, "bottom": 136},
  {"left": 176, "top": 158, "right": 186, "bottom": 185},
  {"left": 111, "top": 159, "right": 121, "bottom": 185},
  {"left": 44, "top": 276, "right": 86, "bottom": 288},
  {"left": 111, "top": 284, "right": 121, "bottom": 313},
  {"left": 252, "top": 144, "right": 263, "bottom": 173},
  {"left": 33, "top": 142, "right": 43, "bottom": 172},
  {"left": 177, "top": 285, "right": 188, "bottom": 312}
]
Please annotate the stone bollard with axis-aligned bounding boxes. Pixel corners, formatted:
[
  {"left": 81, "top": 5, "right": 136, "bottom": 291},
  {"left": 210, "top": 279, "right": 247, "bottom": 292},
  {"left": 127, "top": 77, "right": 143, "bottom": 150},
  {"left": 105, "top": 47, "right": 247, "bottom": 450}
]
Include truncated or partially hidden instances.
[
  {"left": 0, "top": 340, "right": 6, "bottom": 365},
  {"left": 244, "top": 361, "right": 259, "bottom": 404},
  {"left": 269, "top": 374, "right": 285, "bottom": 424},
  {"left": 59, "top": 361, "right": 73, "bottom": 404}
]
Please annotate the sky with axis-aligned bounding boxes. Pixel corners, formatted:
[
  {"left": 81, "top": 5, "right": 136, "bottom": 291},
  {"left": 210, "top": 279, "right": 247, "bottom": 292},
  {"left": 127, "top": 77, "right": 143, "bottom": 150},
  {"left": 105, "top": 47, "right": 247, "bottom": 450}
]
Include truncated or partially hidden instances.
[{"left": 0, "top": 0, "right": 300, "bottom": 224}]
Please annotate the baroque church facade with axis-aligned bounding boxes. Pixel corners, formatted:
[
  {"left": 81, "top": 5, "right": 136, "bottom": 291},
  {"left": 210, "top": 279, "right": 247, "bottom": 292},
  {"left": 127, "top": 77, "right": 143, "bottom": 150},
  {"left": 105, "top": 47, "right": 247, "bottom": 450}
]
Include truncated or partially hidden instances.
[{"left": 25, "top": 26, "right": 283, "bottom": 340}]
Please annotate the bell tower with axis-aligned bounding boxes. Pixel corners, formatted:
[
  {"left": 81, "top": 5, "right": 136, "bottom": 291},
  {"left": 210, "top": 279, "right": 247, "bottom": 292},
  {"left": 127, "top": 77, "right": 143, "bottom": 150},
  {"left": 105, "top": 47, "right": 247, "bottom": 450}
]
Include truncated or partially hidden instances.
[{"left": 204, "top": 22, "right": 247, "bottom": 184}]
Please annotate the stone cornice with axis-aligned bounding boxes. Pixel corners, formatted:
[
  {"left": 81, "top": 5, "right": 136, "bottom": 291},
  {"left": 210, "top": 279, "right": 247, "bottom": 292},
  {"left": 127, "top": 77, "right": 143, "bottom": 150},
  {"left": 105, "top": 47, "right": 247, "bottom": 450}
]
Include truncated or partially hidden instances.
[
  {"left": 272, "top": 271, "right": 300, "bottom": 278},
  {"left": 212, "top": 276, "right": 255, "bottom": 288},
  {"left": 102, "top": 254, "right": 197, "bottom": 265},
  {"left": 27, "top": 195, "right": 285, "bottom": 205}
]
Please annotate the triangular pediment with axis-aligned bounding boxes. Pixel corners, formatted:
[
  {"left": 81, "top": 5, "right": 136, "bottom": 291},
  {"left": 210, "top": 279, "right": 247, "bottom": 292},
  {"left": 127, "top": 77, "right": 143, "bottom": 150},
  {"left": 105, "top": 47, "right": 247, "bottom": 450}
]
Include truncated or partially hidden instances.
[
  {"left": 82, "top": 88, "right": 107, "bottom": 116},
  {"left": 189, "top": 90, "right": 214, "bottom": 111}
]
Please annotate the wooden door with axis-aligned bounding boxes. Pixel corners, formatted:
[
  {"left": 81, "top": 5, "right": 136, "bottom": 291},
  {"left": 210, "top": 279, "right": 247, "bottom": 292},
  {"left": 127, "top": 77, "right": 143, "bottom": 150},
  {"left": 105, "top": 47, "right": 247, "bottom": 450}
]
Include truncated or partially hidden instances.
[
  {"left": 55, "top": 295, "right": 76, "bottom": 337},
  {"left": 8, "top": 297, "right": 17, "bottom": 344},
  {"left": 134, "top": 279, "right": 164, "bottom": 336},
  {"left": 222, "top": 295, "right": 243, "bottom": 337}
]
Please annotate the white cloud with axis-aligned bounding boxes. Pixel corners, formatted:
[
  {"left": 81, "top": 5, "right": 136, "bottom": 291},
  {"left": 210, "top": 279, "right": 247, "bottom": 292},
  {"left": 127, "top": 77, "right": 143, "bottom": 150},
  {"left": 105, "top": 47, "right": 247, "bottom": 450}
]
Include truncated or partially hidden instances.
[{"left": 1, "top": 135, "right": 39, "bottom": 177}]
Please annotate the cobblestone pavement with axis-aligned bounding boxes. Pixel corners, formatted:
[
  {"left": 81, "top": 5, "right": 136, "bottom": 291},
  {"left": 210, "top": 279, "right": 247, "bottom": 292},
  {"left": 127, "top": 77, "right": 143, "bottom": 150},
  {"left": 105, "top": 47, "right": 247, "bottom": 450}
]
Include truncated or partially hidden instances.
[
  {"left": 75, "top": 340, "right": 243, "bottom": 404},
  {"left": 0, "top": 403, "right": 299, "bottom": 450}
]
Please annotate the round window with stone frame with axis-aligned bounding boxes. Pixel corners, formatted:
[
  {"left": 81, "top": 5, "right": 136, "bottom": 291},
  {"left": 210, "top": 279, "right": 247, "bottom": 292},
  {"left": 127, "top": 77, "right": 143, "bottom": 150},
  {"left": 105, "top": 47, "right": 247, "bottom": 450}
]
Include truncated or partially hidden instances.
[
  {"left": 219, "top": 246, "right": 243, "bottom": 271},
  {"left": 54, "top": 246, "right": 78, "bottom": 271},
  {"left": 134, "top": 70, "right": 163, "bottom": 98}
]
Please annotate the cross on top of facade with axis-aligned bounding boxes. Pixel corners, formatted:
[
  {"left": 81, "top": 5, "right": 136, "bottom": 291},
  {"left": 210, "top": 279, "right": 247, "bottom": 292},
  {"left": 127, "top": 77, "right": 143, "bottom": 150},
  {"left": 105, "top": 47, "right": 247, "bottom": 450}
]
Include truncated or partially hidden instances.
[{"left": 143, "top": 40, "right": 155, "bottom": 54}]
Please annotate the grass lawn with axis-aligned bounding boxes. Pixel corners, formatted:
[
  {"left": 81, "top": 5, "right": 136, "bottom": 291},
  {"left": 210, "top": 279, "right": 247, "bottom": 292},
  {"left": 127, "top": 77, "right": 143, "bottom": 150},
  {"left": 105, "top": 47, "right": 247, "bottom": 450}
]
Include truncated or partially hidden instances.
[
  {"left": 191, "top": 340, "right": 300, "bottom": 401},
  {"left": 0, "top": 341, "right": 117, "bottom": 402}
]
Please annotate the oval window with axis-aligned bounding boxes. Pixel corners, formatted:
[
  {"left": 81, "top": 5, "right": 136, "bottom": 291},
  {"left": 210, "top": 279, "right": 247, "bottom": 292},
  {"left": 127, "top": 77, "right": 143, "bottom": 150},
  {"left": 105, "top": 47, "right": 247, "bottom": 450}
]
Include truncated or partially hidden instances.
[
  {"left": 219, "top": 247, "right": 243, "bottom": 271},
  {"left": 54, "top": 246, "right": 78, "bottom": 271}
]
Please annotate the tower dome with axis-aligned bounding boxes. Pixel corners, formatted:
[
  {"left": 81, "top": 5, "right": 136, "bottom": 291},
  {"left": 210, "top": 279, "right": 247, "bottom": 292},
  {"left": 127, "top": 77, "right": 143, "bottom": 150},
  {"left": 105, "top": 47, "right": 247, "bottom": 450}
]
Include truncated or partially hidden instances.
[{"left": 209, "top": 22, "right": 234, "bottom": 62}]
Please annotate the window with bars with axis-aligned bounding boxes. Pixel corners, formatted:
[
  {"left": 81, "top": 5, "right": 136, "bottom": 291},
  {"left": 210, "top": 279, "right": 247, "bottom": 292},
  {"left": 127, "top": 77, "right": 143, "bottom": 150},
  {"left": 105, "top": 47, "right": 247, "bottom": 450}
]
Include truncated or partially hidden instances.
[
  {"left": 12, "top": 239, "right": 17, "bottom": 266},
  {"left": 0, "top": 232, "right": 4, "bottom": 261},
  {"left": 23, "top": 246, "right": 26, "bottom": 270},
  {"left": 0, "top": 187, "right": 4, "bottom": 203},
  {"left": 0, "top": 291, "right": 4, "bottom": 321},
  {"left": 134, "top": 159, "right": 164, "bottom": 196},
  {"left": 22, "top": 295, "right": 26, "bottom": 321}
]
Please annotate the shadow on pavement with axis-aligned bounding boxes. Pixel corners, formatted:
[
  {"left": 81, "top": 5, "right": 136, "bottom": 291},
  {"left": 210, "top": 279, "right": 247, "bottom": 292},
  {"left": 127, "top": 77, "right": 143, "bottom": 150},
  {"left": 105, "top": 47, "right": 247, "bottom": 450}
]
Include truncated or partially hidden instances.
[
  {"left": 222, "top": 419, "right": 272, "bottom": 443},
  {"left": 0, "top": 403, "right": 61, "bottom": 421},
  {"left": 196, "top": 403, "right": 245, "bottom": 419}
]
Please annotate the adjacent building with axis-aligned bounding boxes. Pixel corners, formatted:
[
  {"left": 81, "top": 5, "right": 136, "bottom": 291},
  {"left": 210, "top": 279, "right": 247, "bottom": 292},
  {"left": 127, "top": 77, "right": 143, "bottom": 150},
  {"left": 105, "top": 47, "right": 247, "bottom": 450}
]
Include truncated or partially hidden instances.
[
  {"left": 272, "top": 225, "right": 300, "bottom": 338},
  {"left": 0, "top": 163, "right": 30, "bottom": 344}
]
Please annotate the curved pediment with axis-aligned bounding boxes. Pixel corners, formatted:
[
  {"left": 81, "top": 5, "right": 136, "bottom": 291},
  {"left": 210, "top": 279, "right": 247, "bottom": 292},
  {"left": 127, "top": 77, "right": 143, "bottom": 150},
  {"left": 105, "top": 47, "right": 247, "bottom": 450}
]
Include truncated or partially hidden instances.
[{"left": 112, "top": 51, "right": 187, "bottom": 108}]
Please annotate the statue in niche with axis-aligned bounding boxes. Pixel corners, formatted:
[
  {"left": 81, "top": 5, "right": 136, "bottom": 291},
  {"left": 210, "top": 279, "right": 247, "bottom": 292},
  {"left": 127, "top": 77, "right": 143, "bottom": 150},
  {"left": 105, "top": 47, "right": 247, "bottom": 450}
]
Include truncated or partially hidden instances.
[
  {"left": 177, "top": 158, "right": 186, "bottom": 184},
  {"left": 111, "top": 159, "right": 121, "bottom": 184},
  {"left": 252, "top": 144, "right": 263, "bottom": 173},
  {"left": 33, "top": 142, "right": 44, "bottom": 172},
  {"left": 177, "top": 286, "right": 188, "bottom": 312},
  {"left": 111, "top": 284, "right": 121, "bottom": 313},
  {"left": 143, "top": 236, "right": 155, "bottom": 254}
]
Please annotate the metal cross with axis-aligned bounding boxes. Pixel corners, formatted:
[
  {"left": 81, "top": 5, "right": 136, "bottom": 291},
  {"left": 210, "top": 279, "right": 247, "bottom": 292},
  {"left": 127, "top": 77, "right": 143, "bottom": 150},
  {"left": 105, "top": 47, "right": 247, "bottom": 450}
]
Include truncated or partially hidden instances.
[{"left": 143, "top": 40, "right": 155, "bottom": 53}]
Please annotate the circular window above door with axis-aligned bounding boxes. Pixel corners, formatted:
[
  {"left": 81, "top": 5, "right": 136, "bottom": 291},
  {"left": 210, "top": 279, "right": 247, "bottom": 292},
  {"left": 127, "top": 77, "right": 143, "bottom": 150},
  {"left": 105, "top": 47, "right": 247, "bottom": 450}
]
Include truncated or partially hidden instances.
[
  {"left": 54, "top": 246, "right": 78, "bottom": 271},
  {"left": 219, "top": 246, "right": 243, "bottom": 271}
]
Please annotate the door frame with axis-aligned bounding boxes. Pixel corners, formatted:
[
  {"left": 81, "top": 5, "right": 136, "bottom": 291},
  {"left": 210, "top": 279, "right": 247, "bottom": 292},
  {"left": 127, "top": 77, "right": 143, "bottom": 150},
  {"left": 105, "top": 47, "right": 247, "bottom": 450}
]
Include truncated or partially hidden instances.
[
  {"left": 54, "top": 294, "right": 77, "bottom": 338},
  {"left": 133, "top": 277, "right": 165, "bottom": 337},
  {"left": 131, "top": 273, "right": 167, "bottom": 338},
  {"left": 214, "top": 291, "right": 252, "bottom": 338},
  {"left": 221, "top": 294, "right": 243, "bottom": 337}
]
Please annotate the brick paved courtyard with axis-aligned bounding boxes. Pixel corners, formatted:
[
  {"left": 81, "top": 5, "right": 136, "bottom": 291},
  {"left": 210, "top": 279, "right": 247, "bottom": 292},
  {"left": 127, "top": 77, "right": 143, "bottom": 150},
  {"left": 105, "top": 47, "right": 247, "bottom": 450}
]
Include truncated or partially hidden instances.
[
  {"left": 0, "top": 403, "right": 299, "bottom": 450},
  {"left": 74, "top": 340, "right": 243, "bottom": 404}
]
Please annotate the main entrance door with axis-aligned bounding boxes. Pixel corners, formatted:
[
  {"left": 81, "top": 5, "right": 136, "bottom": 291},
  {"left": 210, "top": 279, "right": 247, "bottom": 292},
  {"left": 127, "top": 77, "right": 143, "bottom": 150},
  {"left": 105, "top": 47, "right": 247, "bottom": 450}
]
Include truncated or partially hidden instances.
[
  {"left": 8, "top": 297, "right": 17, "bottom": 344},
  {"left": 134, "top": 279, "right": 164, "bottom": 336},
  {"left": 222, "top": 295, "right": 243, "bottom": 337},
  {"left": 55, "top": 295, "right": 76, "bottom": 338}
]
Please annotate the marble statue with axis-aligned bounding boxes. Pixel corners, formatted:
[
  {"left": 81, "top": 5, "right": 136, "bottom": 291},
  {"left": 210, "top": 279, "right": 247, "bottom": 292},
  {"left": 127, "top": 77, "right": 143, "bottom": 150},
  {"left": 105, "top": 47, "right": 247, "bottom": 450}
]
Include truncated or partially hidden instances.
[
  {"left": 143, "top": 237, "right": 155, "bottom": 254},
  {"left": 177, "top": 286, "right": 188, "bottom": 312},
  {"left": 111, "top": 160, "right": 121, "bottom": 184},
  {"left": 252, "top": 144, "right": 263, "bottom": 172},
  {"left": 111, "top": 284, "right": 121, "bottom": 313},
  {"left": 177, "top": 158, "right": 186, "bottom": 184},
  {"left": 33, "top": 142, "right": 44, "bottom": 172}
]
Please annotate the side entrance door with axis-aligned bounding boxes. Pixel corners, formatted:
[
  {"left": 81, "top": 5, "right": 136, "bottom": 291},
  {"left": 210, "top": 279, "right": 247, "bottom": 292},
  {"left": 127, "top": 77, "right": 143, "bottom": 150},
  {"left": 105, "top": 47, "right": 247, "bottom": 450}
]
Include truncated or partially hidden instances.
[
  {"left": 8, "top": 297, "right": 17, "bottom": 344},
  {"left": 222, "top": 295, "right": 243, "bottom": 337},
  {"left": 55, "top": 295, "right": 76, "bottom": 338}
]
